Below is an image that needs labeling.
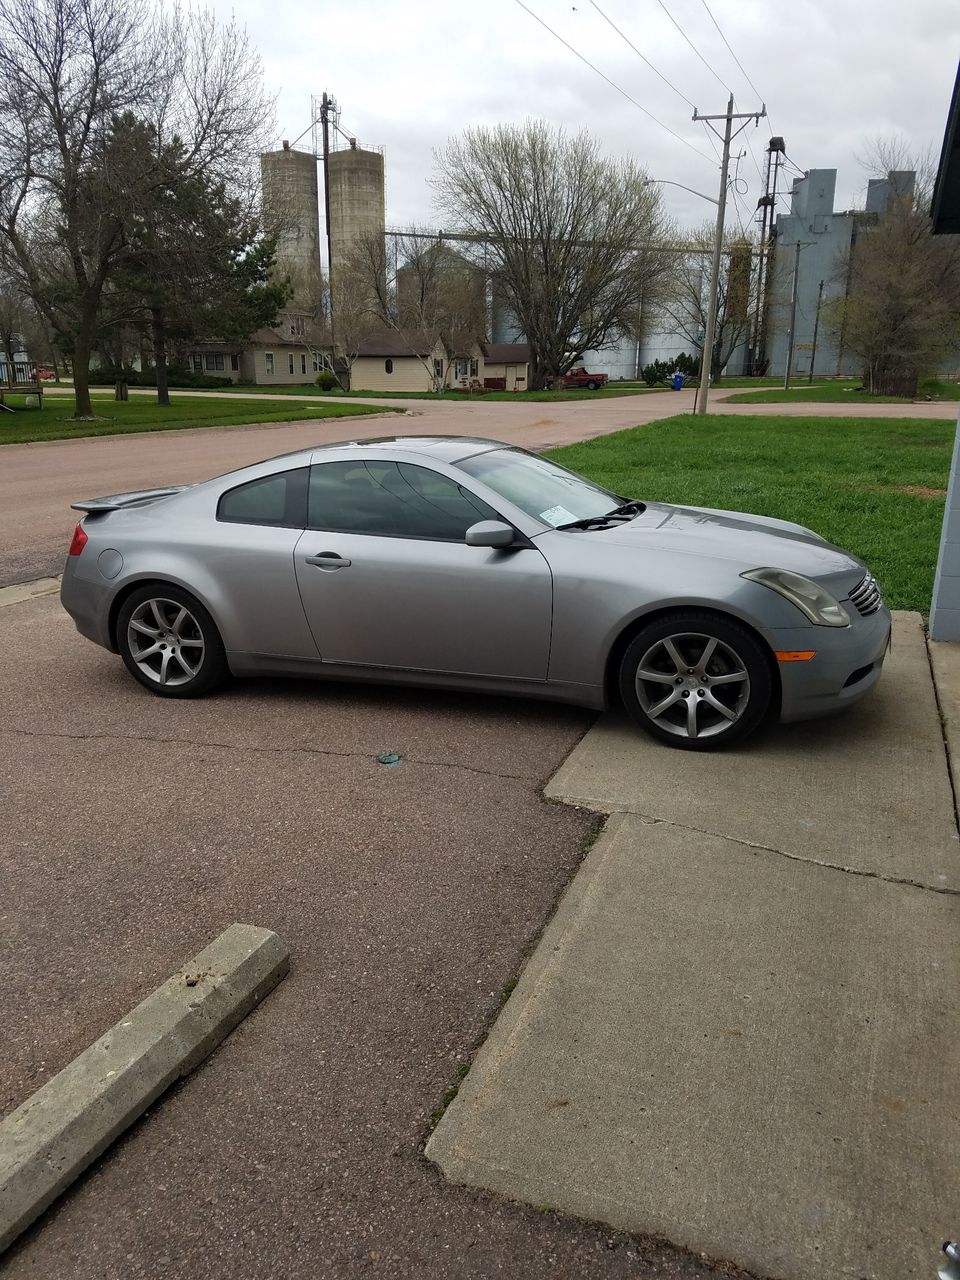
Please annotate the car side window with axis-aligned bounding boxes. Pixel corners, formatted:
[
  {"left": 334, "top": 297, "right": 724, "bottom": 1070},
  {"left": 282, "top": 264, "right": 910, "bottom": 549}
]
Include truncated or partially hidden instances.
[
  {"left": 307, "top": 460, "right": 498, "bottom": 540},
  {"left": 217, "top": 467, "right": 309, "bottom": 527}
]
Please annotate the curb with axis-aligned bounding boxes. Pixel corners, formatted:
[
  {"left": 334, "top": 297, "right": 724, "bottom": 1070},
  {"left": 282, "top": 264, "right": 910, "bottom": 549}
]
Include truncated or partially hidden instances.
[
  {"left": 0, "top": 578, "right": 60, "bottom": 608},
  {"left": 0, "top": 923, "right": 289, "bottom": 1253}
]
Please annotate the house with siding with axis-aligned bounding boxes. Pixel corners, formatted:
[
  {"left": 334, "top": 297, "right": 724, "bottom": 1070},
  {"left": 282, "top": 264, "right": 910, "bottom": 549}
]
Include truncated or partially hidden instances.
[
  {"left": 351, "top": 331, "right": 451, "bottom": 392},
  {"left": 179, "top": 311, "right": 327, "bottom": 385},
  {"left": 481, "top": 341, "right": 530, "bottom": 391}
]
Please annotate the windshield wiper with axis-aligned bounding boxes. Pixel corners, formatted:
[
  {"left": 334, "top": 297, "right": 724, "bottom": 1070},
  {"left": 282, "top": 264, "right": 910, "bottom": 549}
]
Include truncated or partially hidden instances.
[
  {"left": 555, "top": 500, "right": 646, "bottom": 532},
  {"left": 605, "top": 500, "right": 646, "bottom": 518}
]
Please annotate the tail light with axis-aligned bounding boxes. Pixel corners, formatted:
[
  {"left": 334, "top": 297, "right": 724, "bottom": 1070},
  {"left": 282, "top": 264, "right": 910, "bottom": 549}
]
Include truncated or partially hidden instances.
[{"left": 68, "top": 523, "right": 88, "bottom": 556}]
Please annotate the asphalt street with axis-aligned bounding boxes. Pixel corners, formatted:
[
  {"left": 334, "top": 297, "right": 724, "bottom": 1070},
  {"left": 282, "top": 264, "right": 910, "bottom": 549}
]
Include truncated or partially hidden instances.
[
  {"left": 5, "top": 386, "right": 957, "bottom": 586},
  {"left": 0, "top": 592, "right": 742, "bottom": 1279}
]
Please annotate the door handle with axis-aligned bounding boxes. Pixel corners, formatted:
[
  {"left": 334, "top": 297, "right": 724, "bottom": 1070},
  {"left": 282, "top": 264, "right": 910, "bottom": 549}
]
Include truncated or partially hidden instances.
[{"left": 305, "top": 552, "right": 352, "bottom": 570}]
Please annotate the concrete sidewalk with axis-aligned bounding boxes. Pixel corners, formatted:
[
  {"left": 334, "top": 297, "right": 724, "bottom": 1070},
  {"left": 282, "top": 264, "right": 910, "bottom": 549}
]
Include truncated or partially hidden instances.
[{"left": 428, "top": 612, "right": 960, "bottom": 1280}]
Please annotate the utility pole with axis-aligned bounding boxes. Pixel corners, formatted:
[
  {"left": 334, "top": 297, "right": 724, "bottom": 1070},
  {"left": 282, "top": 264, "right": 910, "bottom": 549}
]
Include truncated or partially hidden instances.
[
  {"left": 319, "top": 92, "right": 336, "bottom": 363},
  {"left": 693, "top": 97, "right": 766, "bottom": 414},
  {"left": 808, "top": 279, "right": 824, "bottom": 383},
  {"left": 783, "top": 241, "right": 814, "bottom": 390}
]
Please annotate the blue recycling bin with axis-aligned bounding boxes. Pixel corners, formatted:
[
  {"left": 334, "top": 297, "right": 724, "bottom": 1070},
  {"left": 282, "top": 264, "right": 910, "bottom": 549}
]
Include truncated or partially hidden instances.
[{"left": 671, "top": 372, "right": 684, "bottom": 390}]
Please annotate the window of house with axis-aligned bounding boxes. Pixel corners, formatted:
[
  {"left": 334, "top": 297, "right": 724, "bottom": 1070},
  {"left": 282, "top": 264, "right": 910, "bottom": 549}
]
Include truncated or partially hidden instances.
[
  {"left": 433, "top": 358, "right": 444, "bottom": 378},
  {"left": 265, "top": 352, "right": 275, "bottom": 375},
  {"left": 307, "top": 461, "right": 498, "bottom": 541},
  {"left": 217, "top": 467, "right": 309, "bottom": 527},
  {"left": 288, "top": 353, "right": 295, "bottom": 375},
  {"left": 205, "top": 353, "right": 225, "bottom": 372},
  {"left": 313, "top": 355, "right": 322, "bottom": 373},
  {"left": 192, "top": 354, "right": 203, "bottom": 373},
  {"left": 470, "top": 357, "right": 479, "bottom": 378},
  {"left": 384, "top": 358, "right": 393, "bottom": 374},
  {"left": 301, "top": 353, "right": 307, "bottom": 375},
  {"left": 230, "top": 354, "right": 240, "bottom": 371}
]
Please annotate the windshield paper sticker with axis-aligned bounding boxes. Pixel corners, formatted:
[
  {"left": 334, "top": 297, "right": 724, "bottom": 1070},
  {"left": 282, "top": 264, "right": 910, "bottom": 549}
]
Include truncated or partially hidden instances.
[{"left": 539, "top": 504, "right": 578, "bottom": 527}]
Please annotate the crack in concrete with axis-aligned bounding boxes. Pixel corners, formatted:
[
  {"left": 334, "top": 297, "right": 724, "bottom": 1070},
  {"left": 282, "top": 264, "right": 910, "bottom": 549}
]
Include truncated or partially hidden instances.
[
  {"left": 2, "top": 724, "right": 541, "bottom": 785},
  {"left": 638, "top": 812, "right": 960, "bottom": 897}
]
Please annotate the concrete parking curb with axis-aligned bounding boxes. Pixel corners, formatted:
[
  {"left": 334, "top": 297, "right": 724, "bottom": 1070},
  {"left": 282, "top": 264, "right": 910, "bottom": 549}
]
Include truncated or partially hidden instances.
[{"left": 0, "top": 923, "right": 289, "bottom": 1254}]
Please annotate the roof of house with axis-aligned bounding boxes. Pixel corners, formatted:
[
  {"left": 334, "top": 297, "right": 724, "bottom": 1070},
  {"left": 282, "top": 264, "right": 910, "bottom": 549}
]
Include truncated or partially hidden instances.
[
  {"left": 482, "top": 341, "right": 531, "bottom": 363},
  {"left": 246, "top": 325, "right": 325, "bottom": 349},
  {"left": 356, "top": 330, "right": 446, "bottom": 358}
]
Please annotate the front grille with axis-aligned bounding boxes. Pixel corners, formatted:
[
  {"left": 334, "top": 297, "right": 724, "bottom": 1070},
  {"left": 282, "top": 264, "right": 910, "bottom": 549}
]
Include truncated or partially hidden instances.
[{"left": 848, "top": 572, "right": 883, "bottom": 617}]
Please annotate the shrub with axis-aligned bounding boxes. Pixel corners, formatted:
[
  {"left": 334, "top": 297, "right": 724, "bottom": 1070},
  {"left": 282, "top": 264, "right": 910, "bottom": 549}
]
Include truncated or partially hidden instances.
[
  {"left": 88, "top": 363, "right": 233, "bottom": 389},
  {"left": 314, "top": 370, "right": 339, "bottom": 391},
  {"left": 641, "top": 353, "right": 700, "bottom": 386}
]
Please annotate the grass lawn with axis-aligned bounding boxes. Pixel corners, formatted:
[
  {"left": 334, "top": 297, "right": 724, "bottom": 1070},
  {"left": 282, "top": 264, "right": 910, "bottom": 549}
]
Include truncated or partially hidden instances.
[
  {"left": 546, "top": 413, "right": 954, "bottom": 613},
  {"left": 0, "top": 393, "right": 397, "bottom": 445},
  {"left": 724, "top": 379, "right": 960, "bottom": 405}
]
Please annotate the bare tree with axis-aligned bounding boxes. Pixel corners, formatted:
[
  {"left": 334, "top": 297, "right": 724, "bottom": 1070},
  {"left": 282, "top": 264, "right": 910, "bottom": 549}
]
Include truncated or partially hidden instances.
[
  {"left": 826, "top": 192, "right": 960, "bottom": 395},
  {"left": 856, "top": 134, "right": 938, "bottom": 200},
  {"left": 0, "top": 0, "right": 273, "bottom": 418},
  {"left": 432, "top": 122, "right": 672, "bottom": 388},
  {"left": 657, "top": 225, "right": 758, "bottom": 380},
  {"left": 344, "top": 229, "right": 484, "bottom": 392},
  {"left": 0, "top": 270, "right": 23, "bottom": 377}
]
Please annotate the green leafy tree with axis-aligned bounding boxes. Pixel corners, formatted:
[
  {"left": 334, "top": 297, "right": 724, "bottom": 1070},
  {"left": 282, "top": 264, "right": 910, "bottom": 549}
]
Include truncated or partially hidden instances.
[{"left": 107, "top": 116, "right": 287, "bottom": 404}]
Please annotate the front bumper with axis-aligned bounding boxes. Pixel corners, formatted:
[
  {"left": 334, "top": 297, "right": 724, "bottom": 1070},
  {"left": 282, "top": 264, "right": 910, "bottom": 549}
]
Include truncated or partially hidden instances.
[{"left": 774, "top": 605, "right": 892, "bottom": 723}]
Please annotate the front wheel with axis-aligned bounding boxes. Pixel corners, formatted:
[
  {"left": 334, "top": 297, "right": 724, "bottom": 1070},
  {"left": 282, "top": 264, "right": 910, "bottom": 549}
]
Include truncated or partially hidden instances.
[
  {"left": 117, "top": 585, "right": 228, "bottom": 698},
  {"left": 619, "top": 610, "right": 773, "bottom": 750}
]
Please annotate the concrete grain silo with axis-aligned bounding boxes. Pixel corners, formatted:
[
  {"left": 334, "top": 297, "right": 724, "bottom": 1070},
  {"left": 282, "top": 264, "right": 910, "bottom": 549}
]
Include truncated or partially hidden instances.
[
  {"left": 327, "top": 140, "right": 385, "bottom": 285},
  {"left": 260, "top": 141, "right": 322, "bottom": 310}
]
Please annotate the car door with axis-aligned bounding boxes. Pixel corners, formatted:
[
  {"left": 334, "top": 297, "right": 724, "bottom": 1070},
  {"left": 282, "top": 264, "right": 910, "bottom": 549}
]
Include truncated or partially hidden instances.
[
  {"left": 293, "top": 457, "right": 553, "bottom": 679},
  {"left": 205, "top": 465, "right": 320, "bottom": 660}
]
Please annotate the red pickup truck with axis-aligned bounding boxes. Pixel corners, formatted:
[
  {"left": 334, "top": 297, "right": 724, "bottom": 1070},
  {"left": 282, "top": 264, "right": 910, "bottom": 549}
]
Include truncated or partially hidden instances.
[{"left": 544, "top": 366, "right": 608, "bottom": 391}]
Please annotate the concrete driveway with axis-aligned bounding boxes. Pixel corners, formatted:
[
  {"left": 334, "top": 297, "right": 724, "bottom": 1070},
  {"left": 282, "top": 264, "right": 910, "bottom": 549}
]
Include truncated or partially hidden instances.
[
  {"left": 429, "top": 613, "right": 960, "bottom": 1280},
  {"left": 1, "top": 587, "right": 736, "bottom": 1279}
]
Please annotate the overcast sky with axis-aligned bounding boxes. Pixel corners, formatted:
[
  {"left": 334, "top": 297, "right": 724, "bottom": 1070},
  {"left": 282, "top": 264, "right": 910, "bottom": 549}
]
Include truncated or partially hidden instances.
[{"left": 227, "top": 0, "right": 959, "bottom": 233}]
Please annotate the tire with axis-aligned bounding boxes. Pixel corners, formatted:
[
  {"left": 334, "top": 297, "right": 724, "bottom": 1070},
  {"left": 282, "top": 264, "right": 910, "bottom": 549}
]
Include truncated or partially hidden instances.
[
  {"left": 117, "top": 584, "right": 229, "bottom": 698},
  {"left": 618, "top": 609, "right": 773, "bottom": 751},
  {"left": 586, "top": 380, "right": 599, "bottom": 390}
]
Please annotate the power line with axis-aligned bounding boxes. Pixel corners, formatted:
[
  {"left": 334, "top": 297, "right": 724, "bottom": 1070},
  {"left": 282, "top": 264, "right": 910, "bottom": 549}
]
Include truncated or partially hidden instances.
[
  {"left": 656, "top": 0, "right": 731, "bottom": 95},
  {"left": 514, "top": 0, "right": 716, "bottom": 164},
  {"left": 587, "top": 0, "right": 695, "bottom": 110},
  {"left": 699, "top": 0, "right": 765, "bottom": 104}
]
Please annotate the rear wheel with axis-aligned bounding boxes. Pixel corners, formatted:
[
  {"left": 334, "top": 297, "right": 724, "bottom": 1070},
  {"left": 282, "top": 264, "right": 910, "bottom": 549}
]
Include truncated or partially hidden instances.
[
  {"left": 619, "top": 610, "right": 773, "bottom": 750},
  {"left": 117, "top": 585, "right": 228, "bottom": 698},
  {"left": 586, "top": 379, "right": 599, "bottom": 390}
]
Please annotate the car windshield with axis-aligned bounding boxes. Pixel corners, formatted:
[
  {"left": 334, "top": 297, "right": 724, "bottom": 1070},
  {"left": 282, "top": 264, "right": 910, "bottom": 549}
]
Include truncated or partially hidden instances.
[{"left": 457, "top": 447, "right": 621, "bottom": 527}]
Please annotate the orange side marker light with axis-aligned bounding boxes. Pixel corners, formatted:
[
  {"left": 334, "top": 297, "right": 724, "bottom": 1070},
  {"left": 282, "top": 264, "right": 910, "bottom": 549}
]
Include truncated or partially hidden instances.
[{"left": 775, "top": 650, "right": 817, "bottom": 662}]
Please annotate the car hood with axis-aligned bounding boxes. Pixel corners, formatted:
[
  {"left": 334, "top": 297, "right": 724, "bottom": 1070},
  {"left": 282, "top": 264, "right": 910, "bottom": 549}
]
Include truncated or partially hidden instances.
[{"left": 585, "top": 501, "right": 866, "bottom": 594}]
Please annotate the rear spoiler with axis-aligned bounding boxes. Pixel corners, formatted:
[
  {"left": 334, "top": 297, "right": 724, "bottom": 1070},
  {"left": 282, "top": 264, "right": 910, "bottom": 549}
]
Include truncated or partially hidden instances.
[{"left": 71, "top": 485, "right": 190, "bottom": 514}]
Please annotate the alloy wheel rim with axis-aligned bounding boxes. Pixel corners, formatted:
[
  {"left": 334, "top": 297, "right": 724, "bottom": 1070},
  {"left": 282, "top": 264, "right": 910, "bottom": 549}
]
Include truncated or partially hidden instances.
[
  {"left": 127, "top": 598, "right": 204, "bottom": 687},
  {"left": 634, "top": 631, "right": 750, "bottom": 740}
]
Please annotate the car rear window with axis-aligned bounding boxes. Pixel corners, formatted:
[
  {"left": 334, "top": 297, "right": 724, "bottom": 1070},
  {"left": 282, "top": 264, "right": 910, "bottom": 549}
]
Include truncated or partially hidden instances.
[{"left": 217, "top": 467, "right": 308, "bottom": 527}]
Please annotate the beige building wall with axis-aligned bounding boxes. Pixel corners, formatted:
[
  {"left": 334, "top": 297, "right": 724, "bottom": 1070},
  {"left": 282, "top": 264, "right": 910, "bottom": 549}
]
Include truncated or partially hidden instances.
[
  {"left": 243, "top": 346, "right": 318, "bottom": 386},
  {"left": 352, "top": 351, "right": 443, "bottom": 393}
]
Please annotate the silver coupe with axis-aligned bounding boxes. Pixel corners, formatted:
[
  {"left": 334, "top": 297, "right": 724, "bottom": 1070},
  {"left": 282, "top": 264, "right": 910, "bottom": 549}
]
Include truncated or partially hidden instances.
[{"left": 61, "top": 435, "right": 891, "bottom": 750}]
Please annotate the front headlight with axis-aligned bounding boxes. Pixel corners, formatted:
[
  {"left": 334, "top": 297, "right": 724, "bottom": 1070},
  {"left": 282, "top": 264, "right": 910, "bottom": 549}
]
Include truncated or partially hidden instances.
[{"left": 742, "top": 567, "right": 850, "bottom": 627}]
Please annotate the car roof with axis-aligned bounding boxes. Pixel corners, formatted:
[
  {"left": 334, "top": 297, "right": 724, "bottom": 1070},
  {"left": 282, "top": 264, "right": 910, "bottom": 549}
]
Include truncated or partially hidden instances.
[{"left": 316, "top": 435, "right": 507, "bottom": 463}]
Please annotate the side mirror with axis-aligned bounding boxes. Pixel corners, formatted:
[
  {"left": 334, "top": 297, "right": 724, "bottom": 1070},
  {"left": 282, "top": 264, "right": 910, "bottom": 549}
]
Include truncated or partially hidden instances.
[{"left": 465, "top": 520, "right": 517, "bottom": 549}]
